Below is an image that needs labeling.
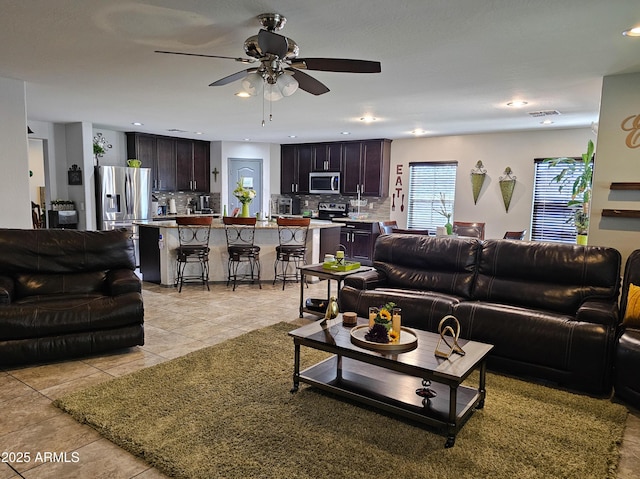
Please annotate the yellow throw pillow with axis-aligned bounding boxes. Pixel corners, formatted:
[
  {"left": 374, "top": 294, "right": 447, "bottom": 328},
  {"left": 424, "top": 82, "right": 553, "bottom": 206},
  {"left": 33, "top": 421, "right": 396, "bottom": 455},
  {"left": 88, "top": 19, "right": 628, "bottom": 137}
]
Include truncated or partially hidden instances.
[{"left": 624, "top": 283, "right": 640, "bottom": 327}]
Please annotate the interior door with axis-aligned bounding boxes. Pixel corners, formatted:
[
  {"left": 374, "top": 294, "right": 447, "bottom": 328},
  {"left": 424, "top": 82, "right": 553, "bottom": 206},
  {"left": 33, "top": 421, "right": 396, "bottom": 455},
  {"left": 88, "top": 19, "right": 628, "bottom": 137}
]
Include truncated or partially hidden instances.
[{"left": 228, "top": 158, "right": 263, "bottom": 217}]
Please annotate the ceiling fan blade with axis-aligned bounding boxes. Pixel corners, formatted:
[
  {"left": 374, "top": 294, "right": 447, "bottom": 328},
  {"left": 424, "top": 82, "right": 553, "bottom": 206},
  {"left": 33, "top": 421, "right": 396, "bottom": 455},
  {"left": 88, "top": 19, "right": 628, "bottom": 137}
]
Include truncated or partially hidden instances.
[
  {"left": 258, "top": 29, "right": 288, "bottom": 58},
  {"left": 209, "top": 69, "right": 254, "bottom": 87},
  {"left": 287, "top": 68, "right": 330, "bottom": 96},
  {"left": 155, "top": 50, "right": 255, "bottom": 64},
  {"left": 292, "top": 58, "right": 381, "bottom": 73}
]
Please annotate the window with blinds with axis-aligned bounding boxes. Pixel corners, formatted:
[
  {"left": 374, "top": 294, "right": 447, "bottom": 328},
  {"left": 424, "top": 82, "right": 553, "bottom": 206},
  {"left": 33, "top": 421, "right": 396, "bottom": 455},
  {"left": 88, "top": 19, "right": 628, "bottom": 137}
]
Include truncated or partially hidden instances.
[
  {"left": 407, "top": 162, "right": 457, "bottom": 230},
  {"left": 531, "top": 158, "right": 578, "bottom": 243}
]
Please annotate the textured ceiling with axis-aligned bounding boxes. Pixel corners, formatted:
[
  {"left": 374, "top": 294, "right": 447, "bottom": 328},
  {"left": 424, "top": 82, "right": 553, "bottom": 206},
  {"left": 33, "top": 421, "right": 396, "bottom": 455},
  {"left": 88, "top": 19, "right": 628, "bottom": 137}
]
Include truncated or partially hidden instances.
[{"left": 1, "top": 0, "right": 639, "bottom": 143}]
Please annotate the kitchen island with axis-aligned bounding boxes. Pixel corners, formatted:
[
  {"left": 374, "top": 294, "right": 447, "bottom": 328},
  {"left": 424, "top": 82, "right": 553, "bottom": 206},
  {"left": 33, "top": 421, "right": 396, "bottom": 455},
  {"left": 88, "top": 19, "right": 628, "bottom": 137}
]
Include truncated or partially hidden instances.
[{"left": 137, "top": 218, "right": 341, "bottom": 286}]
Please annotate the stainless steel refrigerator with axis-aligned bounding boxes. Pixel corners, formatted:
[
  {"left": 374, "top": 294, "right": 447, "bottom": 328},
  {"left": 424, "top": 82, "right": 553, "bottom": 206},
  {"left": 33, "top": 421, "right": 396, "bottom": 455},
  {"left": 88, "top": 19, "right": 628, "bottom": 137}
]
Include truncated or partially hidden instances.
[{"left": 95, "top": 166, "right": 152, "bottom": 266}]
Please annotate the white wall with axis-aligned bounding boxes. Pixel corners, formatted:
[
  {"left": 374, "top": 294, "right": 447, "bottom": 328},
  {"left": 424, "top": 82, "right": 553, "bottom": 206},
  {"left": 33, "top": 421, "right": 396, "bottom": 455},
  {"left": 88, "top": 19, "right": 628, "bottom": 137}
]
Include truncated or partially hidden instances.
[
  {"left": 28, "top": 139, "right": 45, "bottom": 205},
  {"left": 390, "top": 129, "right": 593, "bottom": 240},
  {"left": 591, "top": 72, "right": 640, "bottom": 266},
  {"left": 0, "top": 76, "right": 31, "bottom": 228}
]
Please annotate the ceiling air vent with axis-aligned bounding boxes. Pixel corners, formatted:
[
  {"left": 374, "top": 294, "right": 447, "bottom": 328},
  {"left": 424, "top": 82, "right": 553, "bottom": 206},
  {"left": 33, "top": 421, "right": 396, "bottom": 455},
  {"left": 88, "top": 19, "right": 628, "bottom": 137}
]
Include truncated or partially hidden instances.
[
  {"left": 527, "top": 110, "right": 561, "bottom": 118},
  {"left": 166, "top": 128, "right": 188, "bottom": 133}
]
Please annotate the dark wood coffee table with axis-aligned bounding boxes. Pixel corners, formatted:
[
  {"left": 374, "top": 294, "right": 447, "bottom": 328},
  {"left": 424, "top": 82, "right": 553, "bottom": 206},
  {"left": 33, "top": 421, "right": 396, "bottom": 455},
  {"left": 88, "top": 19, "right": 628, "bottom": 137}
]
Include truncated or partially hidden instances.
[{"left": 289, "top": 317, "right": 494, "bottom": 447}]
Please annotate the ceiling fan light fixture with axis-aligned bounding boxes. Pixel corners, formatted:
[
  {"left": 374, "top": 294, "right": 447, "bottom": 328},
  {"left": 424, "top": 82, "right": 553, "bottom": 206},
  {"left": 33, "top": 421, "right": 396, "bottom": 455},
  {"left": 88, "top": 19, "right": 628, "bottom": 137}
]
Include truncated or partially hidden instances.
[
  {"left": 264, "top": 83, "right": 284, "bottom": 102},
  {"left": 277, "top": 73, "right": 299, "bottom": 97},
  {"left": 241, "top": 73, "right": 263, "bottom": 96},
  {"left": 623, "top": 26, "right": 640, "bottom": 37}
]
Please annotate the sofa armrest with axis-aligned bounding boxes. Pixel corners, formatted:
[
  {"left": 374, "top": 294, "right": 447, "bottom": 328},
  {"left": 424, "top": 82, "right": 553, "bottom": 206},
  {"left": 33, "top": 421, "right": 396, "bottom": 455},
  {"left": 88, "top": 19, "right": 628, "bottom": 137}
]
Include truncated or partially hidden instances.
[
  {"left": 575, "top": 299, "right": 619, "bottom": 326},
  {"left": 107, "top": 269, "right": 142, "bottom": 296},
  {"left": 343, "top": 269, "right": 388, "bottom": 290},
  {"left": 0, "top": 275, "right": 14, "bottom": 305}
]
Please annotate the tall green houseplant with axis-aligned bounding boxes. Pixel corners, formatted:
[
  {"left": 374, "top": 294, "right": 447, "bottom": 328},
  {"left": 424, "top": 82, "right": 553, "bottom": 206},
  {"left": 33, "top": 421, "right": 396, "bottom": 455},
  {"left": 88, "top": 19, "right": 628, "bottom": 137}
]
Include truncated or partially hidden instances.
[{"left": 544, "top": 140, "right": 594, "bottom": 245}]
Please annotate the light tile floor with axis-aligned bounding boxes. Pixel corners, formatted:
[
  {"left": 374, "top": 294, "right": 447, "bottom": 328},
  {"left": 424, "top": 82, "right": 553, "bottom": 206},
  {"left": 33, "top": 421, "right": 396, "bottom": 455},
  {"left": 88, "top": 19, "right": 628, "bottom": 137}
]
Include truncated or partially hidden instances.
[{"left": 1, "top": 280, "right": 638, "bottom": 478}]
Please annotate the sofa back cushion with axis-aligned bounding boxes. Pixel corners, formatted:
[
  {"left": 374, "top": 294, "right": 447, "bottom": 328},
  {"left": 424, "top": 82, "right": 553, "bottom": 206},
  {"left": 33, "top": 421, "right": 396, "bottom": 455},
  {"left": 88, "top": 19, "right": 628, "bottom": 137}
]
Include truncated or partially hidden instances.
[
  {"left": 473, "top": 239, "right": 621, "bottom": 314},
  {"left": 372, "top": 235, "right": 480, "bottom": 298},
  {"left": 14, "top": 271, "right": 107, "bottom": 298},
  {"left": 0, "top": 228, "right": 135, "bottom": 274}
]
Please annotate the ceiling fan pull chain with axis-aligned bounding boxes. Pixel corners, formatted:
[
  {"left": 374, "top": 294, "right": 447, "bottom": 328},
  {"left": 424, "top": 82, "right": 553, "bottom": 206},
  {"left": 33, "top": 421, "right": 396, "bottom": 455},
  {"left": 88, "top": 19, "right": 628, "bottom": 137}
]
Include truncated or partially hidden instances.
[
  {"left": 269, "top": 86, "right": 274, "bottom": 122},
  {"left": 261, "top": 82, "right": 266, "bottom": 127}
]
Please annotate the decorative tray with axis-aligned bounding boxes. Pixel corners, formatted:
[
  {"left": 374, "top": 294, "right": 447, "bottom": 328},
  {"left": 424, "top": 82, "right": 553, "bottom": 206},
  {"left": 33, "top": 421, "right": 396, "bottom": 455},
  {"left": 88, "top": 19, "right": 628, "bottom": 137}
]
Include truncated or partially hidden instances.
[
  {"left": 322, "top": 261, "right": 361, "bottom": 271},
  {"left": 350, "top": 325, "right": 418, "bottom": 352}
]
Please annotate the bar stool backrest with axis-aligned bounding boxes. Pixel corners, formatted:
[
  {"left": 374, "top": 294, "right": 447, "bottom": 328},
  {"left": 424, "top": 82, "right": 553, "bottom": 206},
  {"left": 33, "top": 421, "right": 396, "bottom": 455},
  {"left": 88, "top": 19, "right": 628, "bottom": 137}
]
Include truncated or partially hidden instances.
[
  {"left": 223, "top": 216, "right": 257, "bottom": 247},
  {"left": 176, "top": 216, "right": 213, "bottom": 247},
  {"left": 277, "top": 217, "right": 310, "bottom": 248}
]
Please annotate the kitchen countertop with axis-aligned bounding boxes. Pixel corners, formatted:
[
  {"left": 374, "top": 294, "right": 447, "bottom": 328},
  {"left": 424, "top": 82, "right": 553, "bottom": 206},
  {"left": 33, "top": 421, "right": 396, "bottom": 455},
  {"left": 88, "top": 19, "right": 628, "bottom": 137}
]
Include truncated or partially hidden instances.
[{"left": 135, "top": 218, "right": 341, "bottom": 229}]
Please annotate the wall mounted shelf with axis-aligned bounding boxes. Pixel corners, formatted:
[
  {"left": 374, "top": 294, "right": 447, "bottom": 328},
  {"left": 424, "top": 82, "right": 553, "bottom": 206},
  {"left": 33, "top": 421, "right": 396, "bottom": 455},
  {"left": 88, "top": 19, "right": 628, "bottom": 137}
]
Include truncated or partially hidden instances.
[
  {"left": 602, "top": 209, "right": 640, "bottom": 218},
  {"left": 610, "top": 183, "right": 640, "bottom": 190}
]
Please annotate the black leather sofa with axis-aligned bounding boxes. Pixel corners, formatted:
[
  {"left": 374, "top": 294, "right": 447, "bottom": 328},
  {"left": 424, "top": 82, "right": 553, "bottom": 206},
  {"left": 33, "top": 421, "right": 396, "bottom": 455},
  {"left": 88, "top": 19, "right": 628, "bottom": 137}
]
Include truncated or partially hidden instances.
[
  {"left": 0, "top": 228, "right": 144, "bottom": 365},
  {"left": 340, "top": 234, "right": 621, "bottom": 394},
  {"left": 614, "top": 249, "right": 640, "bottom": 409}
]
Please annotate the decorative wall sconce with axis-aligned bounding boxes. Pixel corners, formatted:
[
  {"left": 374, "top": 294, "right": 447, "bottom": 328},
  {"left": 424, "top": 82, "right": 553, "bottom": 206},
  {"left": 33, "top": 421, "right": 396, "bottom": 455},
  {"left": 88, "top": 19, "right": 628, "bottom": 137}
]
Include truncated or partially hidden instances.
[
  {"left": 470, "top": 160, "right": 487, "bottom": 205},
  {"left": 499, "top": 167, "right": 516, "bottom": 213}
]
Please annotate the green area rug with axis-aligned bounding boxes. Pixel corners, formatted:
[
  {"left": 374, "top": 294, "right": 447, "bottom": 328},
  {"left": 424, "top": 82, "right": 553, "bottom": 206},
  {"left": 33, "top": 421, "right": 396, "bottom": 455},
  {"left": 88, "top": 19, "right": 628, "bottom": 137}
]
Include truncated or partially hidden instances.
[{"left": 55, "top": 322, "right": 627, "bottom": 479}]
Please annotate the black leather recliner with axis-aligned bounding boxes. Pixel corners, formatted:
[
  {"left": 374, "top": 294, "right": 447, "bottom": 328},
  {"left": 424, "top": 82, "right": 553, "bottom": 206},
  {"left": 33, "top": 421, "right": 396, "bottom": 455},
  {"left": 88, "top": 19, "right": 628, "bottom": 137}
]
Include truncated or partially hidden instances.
[
  {"left": 0, "top": 228, "right": 144, "bottom": 365},
  {"left": 615, "top": 249, "right": 640, "bottom": 409}
]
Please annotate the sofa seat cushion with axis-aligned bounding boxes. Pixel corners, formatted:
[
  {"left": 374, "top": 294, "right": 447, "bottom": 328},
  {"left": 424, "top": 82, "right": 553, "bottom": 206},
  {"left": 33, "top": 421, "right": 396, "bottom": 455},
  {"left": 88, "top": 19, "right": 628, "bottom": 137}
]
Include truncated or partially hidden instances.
[
  {"left": 0, "top": 292, "right": 143, "bottom": 340},
  {"left": 339, "top": 285, "right": 462, "bottom": 331},
  {"left": 14, "top": 271, "right": 107, "bottom": 298}
]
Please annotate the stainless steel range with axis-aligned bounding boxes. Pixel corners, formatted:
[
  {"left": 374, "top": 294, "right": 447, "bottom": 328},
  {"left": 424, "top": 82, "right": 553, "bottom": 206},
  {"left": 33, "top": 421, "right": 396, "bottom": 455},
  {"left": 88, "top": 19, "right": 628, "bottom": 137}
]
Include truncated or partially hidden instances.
[{"left": 318, "top": 202, "right": 349, "bottom": 221}]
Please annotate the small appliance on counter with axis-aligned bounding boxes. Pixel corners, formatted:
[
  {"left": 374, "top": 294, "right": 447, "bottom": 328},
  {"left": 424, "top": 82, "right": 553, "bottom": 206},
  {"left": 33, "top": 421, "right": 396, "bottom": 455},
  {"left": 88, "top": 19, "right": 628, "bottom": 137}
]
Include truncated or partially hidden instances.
[
  {"left": 277, "top": 197, "right": 301, "bottom": 216},
  {"left": 168, "top": 198, "right": 177, "bottom": 214},
  {"left": 317, "top": 202, "right": 349, "bottom": 221},
  {"left": 198, "top": 195, "right": 212, "bottom": 213}
]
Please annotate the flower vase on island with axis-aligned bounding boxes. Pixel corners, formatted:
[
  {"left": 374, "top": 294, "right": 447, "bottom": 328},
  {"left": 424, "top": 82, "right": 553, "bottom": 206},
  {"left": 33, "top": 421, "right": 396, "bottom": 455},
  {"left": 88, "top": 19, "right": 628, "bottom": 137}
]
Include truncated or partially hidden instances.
[{"left": 233, "top": 179, "right": 256, "bottom": 218}]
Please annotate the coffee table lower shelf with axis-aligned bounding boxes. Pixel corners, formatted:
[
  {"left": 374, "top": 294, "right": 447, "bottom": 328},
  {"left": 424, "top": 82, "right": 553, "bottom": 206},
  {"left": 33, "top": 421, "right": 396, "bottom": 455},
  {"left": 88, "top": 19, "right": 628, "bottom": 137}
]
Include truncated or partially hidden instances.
[{"left": 297, "top": 355, "right": 482, "bottom": 447}]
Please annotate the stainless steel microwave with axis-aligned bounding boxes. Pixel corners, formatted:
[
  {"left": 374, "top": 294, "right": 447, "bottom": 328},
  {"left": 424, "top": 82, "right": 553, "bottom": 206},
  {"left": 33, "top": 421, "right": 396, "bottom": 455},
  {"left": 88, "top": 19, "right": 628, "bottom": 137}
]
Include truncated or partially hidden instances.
[{"left": 309, "top": 172, "right": 340, "bottom": 194}]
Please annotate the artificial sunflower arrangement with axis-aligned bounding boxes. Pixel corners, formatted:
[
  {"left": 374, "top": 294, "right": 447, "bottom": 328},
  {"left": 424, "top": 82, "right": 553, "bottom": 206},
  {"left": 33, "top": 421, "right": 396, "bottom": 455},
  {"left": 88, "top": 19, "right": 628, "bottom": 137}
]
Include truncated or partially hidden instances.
[
  {"left": 365, "top": 302, "right": 400, "bottom": 343},
  {"left": 233, "top": 179, "right": 257, "bottom": 205}
]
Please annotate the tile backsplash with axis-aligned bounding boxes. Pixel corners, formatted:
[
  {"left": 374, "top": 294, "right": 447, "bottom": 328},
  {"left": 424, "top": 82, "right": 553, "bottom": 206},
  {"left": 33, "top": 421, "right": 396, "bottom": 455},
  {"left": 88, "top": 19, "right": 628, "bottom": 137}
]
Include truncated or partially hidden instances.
[{"left": 153, "top": 191, "right": 390, "bottom": 220}]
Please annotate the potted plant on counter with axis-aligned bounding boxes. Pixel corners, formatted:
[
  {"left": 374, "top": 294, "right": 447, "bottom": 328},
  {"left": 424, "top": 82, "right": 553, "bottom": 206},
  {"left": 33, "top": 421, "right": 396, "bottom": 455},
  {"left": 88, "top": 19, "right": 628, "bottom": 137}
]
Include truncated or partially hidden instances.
[{"left": 545, "top": 140, "right": 594, "bottom": 245}]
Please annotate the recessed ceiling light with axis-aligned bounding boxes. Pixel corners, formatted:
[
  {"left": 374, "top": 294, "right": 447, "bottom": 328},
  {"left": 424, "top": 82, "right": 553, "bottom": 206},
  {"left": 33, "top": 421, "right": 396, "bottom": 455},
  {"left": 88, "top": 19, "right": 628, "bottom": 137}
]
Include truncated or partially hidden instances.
[
  {"left": 131, "top": 122, "right": 143, "bottom": 126},
  {"left": 340, "top": 131, "right": 351, "bottom": 135},
  {"left": 195, "top": 132, "right": 203, "bottom": 135},
  {"left": 243, "top": 138, "right": 250, "bottom": 141},
  {"left": 540, "top": 120, "right": 554, "bottom": 125},
  {"left": 623, "top": 26, "right": 640, "bottom": 37},
  {"left": 235, "top": 91, "right": 251, "bottom": 98},
  {"left": 411, "top": 129, "right": 427, "bottom": 136},
  {"left": 360, "top": 116, "right": 377, "bottom": 122},
  {"left": 506, "top": 100, "right": 528, "bottom": 108},
  {"left": 289, "top": 135, "right": 297, "bottom": 138}
]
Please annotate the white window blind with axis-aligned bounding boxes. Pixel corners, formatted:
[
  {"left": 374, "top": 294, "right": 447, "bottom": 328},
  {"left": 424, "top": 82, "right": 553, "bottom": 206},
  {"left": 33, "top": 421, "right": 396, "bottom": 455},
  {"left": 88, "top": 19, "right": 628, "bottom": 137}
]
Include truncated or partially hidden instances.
[
  {"left": 407, "top": 162, "right": 457, "bottom": 231},
  {"left": 531, "top": 158, "right": 577, "bottom": 243}
]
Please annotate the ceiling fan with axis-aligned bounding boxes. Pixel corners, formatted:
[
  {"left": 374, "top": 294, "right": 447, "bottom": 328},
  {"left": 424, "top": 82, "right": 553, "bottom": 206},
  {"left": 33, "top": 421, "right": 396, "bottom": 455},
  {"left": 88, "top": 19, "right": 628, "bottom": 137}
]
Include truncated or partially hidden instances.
[{"left": 155, "top": 13, "right": 381, "bottom": 100}]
